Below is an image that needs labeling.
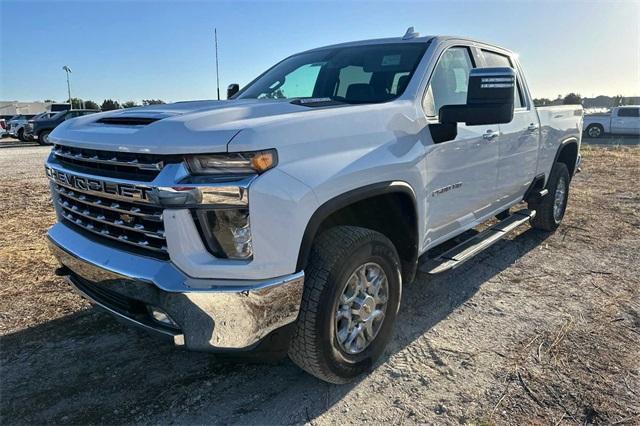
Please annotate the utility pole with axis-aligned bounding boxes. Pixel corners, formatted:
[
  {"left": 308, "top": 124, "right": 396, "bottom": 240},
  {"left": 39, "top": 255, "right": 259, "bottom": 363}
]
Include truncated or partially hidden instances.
[
  {"left": 215, "top": 28, "right": 220, "bottom": 100},
  {"left": 62, "top": 66, "right": 72, "bottom": 108}
]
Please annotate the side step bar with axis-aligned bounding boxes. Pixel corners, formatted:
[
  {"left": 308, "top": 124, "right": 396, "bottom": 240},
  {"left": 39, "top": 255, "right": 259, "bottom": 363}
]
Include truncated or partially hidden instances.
[{"left": 420, "top": 208, "right": 536, "bottom": 275}]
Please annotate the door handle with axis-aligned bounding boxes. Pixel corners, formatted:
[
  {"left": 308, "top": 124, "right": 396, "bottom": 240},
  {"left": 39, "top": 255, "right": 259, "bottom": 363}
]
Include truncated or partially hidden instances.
[
  {"left": 482, "top": 130, "right": 499, "bottom": 140},
  {"left": 527, "top": 123, "right": 539, "bottom": 131}
]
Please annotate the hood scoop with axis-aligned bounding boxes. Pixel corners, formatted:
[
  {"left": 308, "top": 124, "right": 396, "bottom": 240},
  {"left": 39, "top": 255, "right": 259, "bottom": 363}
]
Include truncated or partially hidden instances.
[{"left": 96, "top": 117, "right": 161, "bottom": 126}]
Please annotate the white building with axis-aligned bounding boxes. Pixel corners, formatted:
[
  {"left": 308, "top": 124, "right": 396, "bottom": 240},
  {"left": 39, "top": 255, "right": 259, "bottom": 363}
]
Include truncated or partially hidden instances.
[{"left": 0, "top": 101, "right": 54, "bottom": 116}]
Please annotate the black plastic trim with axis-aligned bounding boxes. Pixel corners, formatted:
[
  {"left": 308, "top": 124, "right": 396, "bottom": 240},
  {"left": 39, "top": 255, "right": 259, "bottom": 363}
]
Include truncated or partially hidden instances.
[{"left": 295, "top": 181, "right": 419, "bottom": 276}]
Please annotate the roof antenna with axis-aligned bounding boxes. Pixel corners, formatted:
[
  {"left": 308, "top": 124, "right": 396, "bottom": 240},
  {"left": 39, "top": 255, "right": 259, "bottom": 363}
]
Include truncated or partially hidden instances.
[
  {"left": 402, "top": 26, "right": 419, "bottom": 40},
  {"left": 214, "top": 28, "right": 220, "bottom": 100}
]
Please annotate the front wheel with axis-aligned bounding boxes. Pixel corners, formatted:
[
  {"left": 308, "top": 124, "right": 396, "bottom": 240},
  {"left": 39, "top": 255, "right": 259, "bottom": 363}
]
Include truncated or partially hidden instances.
[
  {"left": 37, "top": 130, "right": 51, "bottom": 145},
  {"left": 17, "top": 128, "right": 25, "bottom": 142},
  {"left": 288, "top": 226, "right": 402, "bottom": 384},
  {"left": 529, "top": 162, "right": 570, "bottom": 232}
]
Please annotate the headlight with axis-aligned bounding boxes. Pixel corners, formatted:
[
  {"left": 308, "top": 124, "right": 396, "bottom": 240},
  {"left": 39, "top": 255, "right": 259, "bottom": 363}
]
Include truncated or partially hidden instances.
[
  {"left": 186, "top": 150, "right": 277, "bottom": 175},
  {"left": 194, "top": 209, "right": 253, "bottom": 259}
]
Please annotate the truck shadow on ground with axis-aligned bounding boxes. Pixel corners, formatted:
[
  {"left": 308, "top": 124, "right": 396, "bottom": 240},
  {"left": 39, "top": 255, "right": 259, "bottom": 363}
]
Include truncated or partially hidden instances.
[{"left": 1, "top": 227, "right": 549, "bottom": 424}]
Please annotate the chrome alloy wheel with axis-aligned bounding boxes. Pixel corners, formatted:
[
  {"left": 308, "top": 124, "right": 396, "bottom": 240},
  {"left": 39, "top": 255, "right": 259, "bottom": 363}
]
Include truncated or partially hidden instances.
[
  {"left": 553, "top": 176, "right": 567, "bottom": 222},
  {"left": 334, "top": 262, "right": 389, "bottom": 355}
]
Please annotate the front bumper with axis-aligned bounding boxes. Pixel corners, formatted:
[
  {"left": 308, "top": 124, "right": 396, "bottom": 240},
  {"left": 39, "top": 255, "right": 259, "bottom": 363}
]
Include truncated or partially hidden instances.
[{"left": 48, "top": 222, "right": 304, "bottom": 350}]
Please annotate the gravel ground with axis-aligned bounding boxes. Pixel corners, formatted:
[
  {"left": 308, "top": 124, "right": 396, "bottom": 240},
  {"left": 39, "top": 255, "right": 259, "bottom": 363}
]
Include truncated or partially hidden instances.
[{"left": 0, "top": 143, "right": 638, "bottom": 425}]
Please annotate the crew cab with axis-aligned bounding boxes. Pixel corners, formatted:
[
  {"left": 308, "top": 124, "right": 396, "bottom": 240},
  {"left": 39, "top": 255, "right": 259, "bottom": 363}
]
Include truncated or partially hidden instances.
[
  {"left": 33, "top": 109, "right": 99, "bottom": 145},
  {"left": 584, "top": 106, "right": 640, "bottom": 138},
  {"left": 45, "top": 31, "right": 582, "bottom": 383}
]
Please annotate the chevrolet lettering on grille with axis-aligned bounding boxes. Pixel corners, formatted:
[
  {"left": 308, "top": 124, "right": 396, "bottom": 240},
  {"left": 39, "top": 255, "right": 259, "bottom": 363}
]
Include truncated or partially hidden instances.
[{"left": 45, "top": 166, "right": 151, "bottom": 202}]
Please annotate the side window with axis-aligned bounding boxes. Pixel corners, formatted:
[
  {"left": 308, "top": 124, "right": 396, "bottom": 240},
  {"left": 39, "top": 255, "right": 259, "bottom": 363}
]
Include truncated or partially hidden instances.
[
  {"left": 423, "top": 47, "right": 474, "bottom": 117},
  {"left": 64, "top": 112, "right": 79, "bottom": 120},
  {"left": 618, "top": 108, "right": 639, "bottom": 117},
  {"left": 257, "top": 63, "right": 323, "bottom": 99},
  {"left": 482, "top": 50, "right": 525, "bottom": 108}
]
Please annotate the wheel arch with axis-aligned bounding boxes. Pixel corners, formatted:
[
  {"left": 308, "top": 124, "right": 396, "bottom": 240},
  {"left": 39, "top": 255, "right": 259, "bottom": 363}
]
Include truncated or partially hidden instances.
[
  {"left": 296, "top": 181, "right": 419, "bottom": 284},
  {"left": 553, "top": 137, "right": 579, "bottom": 179}
]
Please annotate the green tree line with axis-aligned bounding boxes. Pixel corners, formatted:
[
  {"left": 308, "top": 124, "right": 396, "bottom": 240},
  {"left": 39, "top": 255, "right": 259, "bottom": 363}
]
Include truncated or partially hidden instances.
[{"left": 59, "top": 98, "right": 166, "bottom": 111}]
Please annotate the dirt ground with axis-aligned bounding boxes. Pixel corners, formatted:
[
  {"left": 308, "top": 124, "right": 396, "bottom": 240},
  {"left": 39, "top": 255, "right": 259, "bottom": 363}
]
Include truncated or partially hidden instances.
[{"left": 1, "top": 142, "right": 638, "bottom": 425}]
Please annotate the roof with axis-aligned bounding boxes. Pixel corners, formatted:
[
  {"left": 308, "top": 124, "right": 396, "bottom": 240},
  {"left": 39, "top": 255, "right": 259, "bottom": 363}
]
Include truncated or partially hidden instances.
[{"left": 302, "top": 35, "right": 513, "bottom": 55}]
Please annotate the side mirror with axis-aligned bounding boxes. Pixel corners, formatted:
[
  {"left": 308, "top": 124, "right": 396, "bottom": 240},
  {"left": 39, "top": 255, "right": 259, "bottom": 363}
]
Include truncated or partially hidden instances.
[
  {"left": 429, "top": 67, "right": 515, "bottom": 144},
  {"left": 439, "top": 67, "right": 515, "bottom": 126},
  {"left": 227, "top": 84, "right": 240, "bottom": 99}
]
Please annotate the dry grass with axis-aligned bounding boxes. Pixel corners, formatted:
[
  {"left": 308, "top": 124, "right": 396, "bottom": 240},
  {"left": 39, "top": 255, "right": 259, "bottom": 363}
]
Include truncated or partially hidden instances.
[{"left": 0, "top": 145, "right": 638, "bottom": 425}]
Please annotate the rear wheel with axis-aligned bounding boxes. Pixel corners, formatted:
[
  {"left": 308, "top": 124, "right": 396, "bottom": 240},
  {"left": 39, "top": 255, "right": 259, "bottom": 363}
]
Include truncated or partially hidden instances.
[
  {"left": 586, "top": 124, "right": 603, "bottom": 138},
  {"left": 288, "top": 226, "right": 402, "bottom": 384},
  {"left": 37, "top": 130, "right": 51, "bottom": 145},
  {"left": 529, "top": 162, "right": 570, "bottom": 231}
]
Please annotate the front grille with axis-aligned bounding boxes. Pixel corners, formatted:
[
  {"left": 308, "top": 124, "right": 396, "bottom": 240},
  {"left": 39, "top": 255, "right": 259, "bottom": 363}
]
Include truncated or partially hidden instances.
[
  {"left": 52, "top": 144, "right": 180, "bottom": 181},
  {"left": 53, "top": 183, "right": 168, "bottom": 257}
]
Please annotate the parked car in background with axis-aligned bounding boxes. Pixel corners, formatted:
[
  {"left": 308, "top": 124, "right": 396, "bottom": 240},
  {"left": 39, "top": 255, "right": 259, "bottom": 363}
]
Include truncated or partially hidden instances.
[
  {"left": 0, "top": 118, "right": 6, "bottom": 136},
  {"left": 33, "top": 109, "right": 100, "bottom": 145},
  {"left": 584, "top": 106, "right": 640, "bottom": 137},
  {"left": 24, "top": 112, "right": 58, "bottom": 141},
  {"left": 7, "top": 114, "right": 37, "bottom": 141}
]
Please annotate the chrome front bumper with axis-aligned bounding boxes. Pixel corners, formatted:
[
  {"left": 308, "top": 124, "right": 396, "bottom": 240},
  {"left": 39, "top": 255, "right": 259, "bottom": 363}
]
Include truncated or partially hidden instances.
[{"left": 48, "top": 223, "right": 304, "bottom": 350}]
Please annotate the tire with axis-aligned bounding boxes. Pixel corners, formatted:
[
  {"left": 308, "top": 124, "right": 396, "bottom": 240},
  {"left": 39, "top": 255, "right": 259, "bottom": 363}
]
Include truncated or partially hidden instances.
[
  {"left": 528, "top": 162, "right": 570, "bottom": 232},
  {"left": 586, "top": 124, "right": 604, "bottom": 138},
  {"left": 37, "top": 130, "right": 51, "bottom": 145},
  {"left": 17, "top": 128, "right": 25, "bottom": 142},
  {"left": 288, "top": 226, "right": 402, "bottom": 384}
]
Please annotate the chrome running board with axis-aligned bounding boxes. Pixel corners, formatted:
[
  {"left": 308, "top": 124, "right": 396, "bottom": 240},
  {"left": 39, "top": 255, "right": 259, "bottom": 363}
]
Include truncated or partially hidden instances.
[{"left": 420, "top": 208, "right": 536, "bottom": 275}]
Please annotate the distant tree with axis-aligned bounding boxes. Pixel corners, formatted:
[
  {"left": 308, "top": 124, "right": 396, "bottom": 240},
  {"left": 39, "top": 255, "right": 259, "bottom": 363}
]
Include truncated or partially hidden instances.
[
  {"left": 122, "top": 101, "right": 139, "bottom": 108},
  {"left": 562, "top": 93, "right": 582, "bottom": 105},
  {"left": 84, "top": 100, "right": 100, "bottom": 110},
  {"left": 68, "top": 98, "right": 84, "bottom": 109},
  {"left": 101, "top": 99, "right": 121, "bottom": 111},
  {"left": 533, "top": 98, "right": 552, "bottom": 107},
  {"left": 613, "top": 95, "right": 625, "bottom": 106},
  {"left": 142, "top": 99, "right": 165, "bottom": 105},
  {"left": 43, "top": 99, "right": 56, "bottom": 103}
]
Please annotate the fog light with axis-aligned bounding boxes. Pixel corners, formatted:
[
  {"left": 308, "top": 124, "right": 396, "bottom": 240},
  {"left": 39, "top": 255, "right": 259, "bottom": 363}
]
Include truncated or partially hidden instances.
[{"left": 148, "top": 306, "right": 178, "bottom": 328}]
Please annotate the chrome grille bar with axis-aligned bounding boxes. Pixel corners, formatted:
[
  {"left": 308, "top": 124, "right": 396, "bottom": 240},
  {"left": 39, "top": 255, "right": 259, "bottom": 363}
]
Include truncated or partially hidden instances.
[
  {"left": 61, "top": 210, "right": 167, "bottom": 254},
  {"left": 53, "top": 145, "right": 163, "bottom": 171},
  {"left": 58, "top": 200, "right": 165, "bottom": 240},
  {"left": 56, "top": 186, "right": 162, "bottom": 222}
]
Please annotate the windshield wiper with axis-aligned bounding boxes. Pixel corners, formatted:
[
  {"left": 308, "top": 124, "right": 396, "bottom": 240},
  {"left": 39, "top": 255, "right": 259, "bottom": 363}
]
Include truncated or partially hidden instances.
[{"left": 290, "top": 97, "right": 346, "bottom": 108}]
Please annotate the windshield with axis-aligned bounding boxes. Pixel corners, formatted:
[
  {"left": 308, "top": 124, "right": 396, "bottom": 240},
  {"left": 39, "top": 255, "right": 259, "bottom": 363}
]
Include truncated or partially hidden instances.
[{"left": 237, "top": 42, "right": 430, "bottom": 104}]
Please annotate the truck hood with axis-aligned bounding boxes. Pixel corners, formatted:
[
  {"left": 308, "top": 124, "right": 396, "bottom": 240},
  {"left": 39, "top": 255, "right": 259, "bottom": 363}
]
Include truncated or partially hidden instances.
[{"left": 49, "top": 99, "right": 323, "bottom": 154}]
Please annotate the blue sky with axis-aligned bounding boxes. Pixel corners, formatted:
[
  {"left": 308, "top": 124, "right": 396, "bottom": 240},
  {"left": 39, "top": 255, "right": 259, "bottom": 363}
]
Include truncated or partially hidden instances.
[{"left": 1, "top": 0, "right": 638, "bottom": 103}]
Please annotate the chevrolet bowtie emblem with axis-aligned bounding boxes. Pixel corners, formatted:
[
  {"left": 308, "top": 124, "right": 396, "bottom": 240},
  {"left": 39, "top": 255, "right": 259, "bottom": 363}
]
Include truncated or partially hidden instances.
[{"left": 119, "top": 213, "right": 135, "bottom": 224}]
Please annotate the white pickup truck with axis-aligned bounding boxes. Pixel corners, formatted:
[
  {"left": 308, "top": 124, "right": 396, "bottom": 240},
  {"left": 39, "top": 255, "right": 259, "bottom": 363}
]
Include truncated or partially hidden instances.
[
  {"left": 45, "top": 31, "right": 583, "bottom": 383},
  {"left": 584, "top": 106, "right": 640, "bottom": 138}
]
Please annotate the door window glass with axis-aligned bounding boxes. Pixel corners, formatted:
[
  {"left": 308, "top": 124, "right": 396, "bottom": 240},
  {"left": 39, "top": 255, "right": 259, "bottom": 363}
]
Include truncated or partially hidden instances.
[
  {"left": 618, "top": 108, "right": 639, "bottom": 117},
  {"left": 423, "top": 47, "right": 474, "bottom": 117},
  {"left": 482, "top": 50, "right": 525, "bottom": 108}
]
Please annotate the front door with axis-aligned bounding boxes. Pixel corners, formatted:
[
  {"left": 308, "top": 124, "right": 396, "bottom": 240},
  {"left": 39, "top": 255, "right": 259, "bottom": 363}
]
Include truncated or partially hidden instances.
[
  {"left": 422, "top": 46, "right": 500, "bottom": 246},
  {"left": 613, "top": 107, "right": 640, "bottom": 135}
]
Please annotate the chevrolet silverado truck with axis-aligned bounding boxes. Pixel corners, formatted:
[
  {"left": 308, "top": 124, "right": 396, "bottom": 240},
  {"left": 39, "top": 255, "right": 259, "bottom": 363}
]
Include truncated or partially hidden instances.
[
  {"left": 583, "top": 106, "right": 640, "bottom": 138},
  {"left": 46, "top": 31, "right": 582, "bottom": 383}
]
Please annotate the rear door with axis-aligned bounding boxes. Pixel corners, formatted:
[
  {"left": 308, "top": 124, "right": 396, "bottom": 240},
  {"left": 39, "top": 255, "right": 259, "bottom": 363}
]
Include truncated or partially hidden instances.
[
  {"left": 422, "top": 46, "right": 500, "bottom": 245},
  {"left": 613, "top": 107, "right": 640, "bottom": 134},
  {"left": 481, "top": 49, "right": 539, "bottom": 203}
]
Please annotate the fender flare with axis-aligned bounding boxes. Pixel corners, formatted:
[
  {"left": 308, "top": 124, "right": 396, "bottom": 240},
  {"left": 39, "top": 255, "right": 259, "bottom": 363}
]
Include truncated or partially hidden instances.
[
  {"left": 552, "top": 137, "right": 580, "bottom": 178},
  {"left": 295, "top": 181, "right": 419, "bottom": 273}
]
